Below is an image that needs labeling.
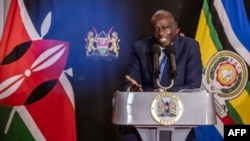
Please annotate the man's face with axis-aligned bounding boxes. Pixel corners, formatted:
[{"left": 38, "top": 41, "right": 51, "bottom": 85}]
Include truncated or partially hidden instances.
[{"left": 151, "top": 17, "right": 177, "bottom": 47}]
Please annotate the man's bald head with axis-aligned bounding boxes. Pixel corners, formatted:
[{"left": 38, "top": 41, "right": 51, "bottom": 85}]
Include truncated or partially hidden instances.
[{"left": 151, "top": 10, "right": 176, "bottom": 26}]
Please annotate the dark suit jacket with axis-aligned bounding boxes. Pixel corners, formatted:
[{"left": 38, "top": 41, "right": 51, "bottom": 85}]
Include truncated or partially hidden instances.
[{"left": 125, "top": 34, "right": 202, "bottom": 92}]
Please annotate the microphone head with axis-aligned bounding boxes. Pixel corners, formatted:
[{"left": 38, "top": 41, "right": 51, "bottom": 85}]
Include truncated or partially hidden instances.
[
  {"left": 152, "top": 44, "right": 161, "bottom": 56},
  {"left": 166, "top": 45, "right": 176, "bottom": 57}
]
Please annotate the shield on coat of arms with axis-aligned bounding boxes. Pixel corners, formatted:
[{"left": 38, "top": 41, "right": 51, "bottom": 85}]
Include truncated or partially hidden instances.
[{"left": 97, "top": 31, "right": 108, "bottom": 55}]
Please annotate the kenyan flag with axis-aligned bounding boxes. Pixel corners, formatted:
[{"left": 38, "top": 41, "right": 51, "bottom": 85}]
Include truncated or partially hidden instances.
[{"left": 0, "top": 0, "right": 76, "bottom": 140}]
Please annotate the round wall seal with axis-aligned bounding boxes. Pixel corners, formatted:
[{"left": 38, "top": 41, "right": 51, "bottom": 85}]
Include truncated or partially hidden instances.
[
  {"left": 150, "top": 92, "right": 183, "bottom": 126},
  {"left": 205, "top": 50, "right": 248, "bottom": 99}
]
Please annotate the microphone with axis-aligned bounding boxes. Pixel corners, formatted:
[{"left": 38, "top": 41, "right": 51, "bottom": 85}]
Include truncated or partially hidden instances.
[
  {"left": 166, "top": 45, "right": 178, "bottom": 78},
  {"left": 152, "top": 44, "right": 161, "bottom": 77}
]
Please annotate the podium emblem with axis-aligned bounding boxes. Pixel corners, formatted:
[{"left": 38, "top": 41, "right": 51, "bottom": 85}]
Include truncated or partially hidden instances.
[{"left": 150, "top": 92, "right": 183, "bottom": 125}]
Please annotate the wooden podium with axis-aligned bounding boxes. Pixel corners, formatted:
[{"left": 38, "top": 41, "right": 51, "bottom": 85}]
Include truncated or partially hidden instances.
[{"left": 111, "top": 90, "right": 216, "bottom": 141}]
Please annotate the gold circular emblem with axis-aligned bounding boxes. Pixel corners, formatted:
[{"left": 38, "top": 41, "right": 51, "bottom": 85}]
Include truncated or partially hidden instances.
[
  {"left": 205, "top": 51, "right": 248, "bottom": 99},
  {"left": 150, "top": 92, "right": 183, "bottom": 126}
]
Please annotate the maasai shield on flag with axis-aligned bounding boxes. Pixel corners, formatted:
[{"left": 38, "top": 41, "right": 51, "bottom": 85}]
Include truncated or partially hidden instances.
[
  {"left": 97, "top": 31, "right": 109, "bottom": 55},
  {"left": 0, "top": 0, "right": 76, "bottom": 141},
  {"left": 194, "top": 0, "right": 250, "bottom": 140}
]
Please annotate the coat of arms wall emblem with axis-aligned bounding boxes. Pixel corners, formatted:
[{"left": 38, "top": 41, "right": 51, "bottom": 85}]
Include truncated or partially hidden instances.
[{"left": 85, "top": 27, "right": 120, "bottom": 59}]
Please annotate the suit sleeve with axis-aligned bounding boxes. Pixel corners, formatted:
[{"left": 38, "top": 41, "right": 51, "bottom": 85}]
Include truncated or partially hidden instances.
[{"left": 123, "top": 43, "right": 142, "bottom": 91}]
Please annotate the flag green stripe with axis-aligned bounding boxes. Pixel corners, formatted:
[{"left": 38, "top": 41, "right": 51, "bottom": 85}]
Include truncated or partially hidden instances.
[
  {"left": 229, "top": 81, "right": 250, "bottom": 124},
  {"left": 0, "top": 106, "right": 35, "bottom": 141},
  {"left": 226, "top": 101, "right": 243, "bottom": 124},
  {"left": 204, "top": 0, "right": 223, "bottom": 51},
  {"left": 245, "top": 81, "right": 250, "bottom": 94}
]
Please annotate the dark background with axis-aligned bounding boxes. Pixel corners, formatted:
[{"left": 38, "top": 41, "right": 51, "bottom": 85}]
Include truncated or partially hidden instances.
[
  {"left": 68, "top": 0, "right": 203, "bottom": 140},
  {"left": 26, "top": 0, "right": 204, "bottom": 140}
]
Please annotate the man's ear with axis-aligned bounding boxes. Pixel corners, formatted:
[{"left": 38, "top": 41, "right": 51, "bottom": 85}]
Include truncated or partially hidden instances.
[{"left": 174, "top": 22, "right": 178, "bottom": 33}]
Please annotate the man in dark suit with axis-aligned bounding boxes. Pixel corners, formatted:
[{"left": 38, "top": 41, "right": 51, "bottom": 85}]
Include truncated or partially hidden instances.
[{"left": 120, "top": 9, "right": 202, "bottom": 141}]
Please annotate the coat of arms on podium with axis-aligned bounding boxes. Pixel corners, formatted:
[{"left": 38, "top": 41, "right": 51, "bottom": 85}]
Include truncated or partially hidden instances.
[{"left": 150, "top": 92, "right": 183, "bottom": 126}]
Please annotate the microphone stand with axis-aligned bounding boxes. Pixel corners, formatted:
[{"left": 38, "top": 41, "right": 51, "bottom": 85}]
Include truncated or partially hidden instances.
[{"left": 156, "top": 78, "right": 174, "bottom": 92}]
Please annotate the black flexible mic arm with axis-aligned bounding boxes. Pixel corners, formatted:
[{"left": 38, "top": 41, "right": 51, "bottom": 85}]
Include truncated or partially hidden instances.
[
  {"left": 166, "top": 45, "right": 178, "bottom": 79},
  {"left": 152, "top": 44, "right": 161, "bottom": 78}
]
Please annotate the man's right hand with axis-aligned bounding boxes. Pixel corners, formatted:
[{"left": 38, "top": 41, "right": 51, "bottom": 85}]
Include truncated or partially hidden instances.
[{"left": 125, "top": 75, "right": 143, "bottom": 92}]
